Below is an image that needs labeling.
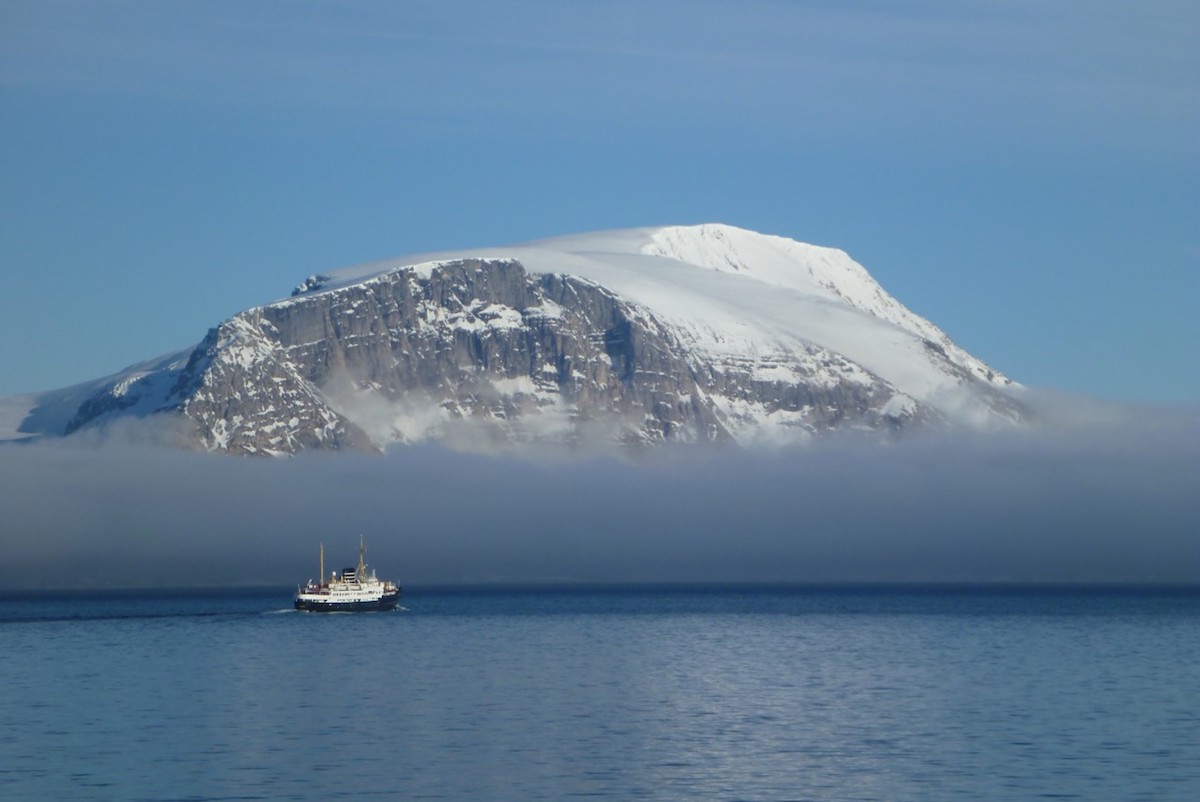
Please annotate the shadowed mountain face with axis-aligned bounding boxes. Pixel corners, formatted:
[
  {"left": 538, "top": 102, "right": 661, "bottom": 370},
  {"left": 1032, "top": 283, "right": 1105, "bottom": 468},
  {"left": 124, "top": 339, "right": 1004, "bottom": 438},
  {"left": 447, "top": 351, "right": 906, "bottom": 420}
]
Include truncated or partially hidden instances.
[{"left": 10, "top": 226, "right": 1025, "bottom": 455}]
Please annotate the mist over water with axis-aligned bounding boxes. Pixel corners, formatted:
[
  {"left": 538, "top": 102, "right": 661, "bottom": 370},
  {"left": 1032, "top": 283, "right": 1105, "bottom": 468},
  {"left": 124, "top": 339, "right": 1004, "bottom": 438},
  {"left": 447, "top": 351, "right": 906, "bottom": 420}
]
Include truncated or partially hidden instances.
[{"left": 1, "top": 401, "right": 1196, "bottom": 589}]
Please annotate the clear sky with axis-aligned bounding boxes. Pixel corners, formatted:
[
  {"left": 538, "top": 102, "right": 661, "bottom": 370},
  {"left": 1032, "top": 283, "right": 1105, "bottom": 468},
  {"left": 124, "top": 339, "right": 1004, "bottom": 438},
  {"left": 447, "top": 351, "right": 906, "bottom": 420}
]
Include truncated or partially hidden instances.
[{"left": 2, "top": 0, "right": 1197, "bottom": 402}]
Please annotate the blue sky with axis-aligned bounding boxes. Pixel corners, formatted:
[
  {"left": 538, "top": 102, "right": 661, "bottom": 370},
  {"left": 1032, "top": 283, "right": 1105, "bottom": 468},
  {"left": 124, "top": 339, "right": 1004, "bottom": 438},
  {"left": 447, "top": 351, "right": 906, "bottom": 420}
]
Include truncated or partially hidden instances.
[{"left": 2, "top": 0, "right": 1197, "bottom": 401}]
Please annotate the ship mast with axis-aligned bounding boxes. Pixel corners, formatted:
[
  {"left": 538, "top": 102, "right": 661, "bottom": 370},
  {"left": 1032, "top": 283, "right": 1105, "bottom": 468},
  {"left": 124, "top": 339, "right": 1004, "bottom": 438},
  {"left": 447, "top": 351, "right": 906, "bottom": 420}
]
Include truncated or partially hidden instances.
[
  {"left": 358, "top": 534, "right": 366, "bottom": 579},
  {"left": 319, "top": 541, "right": 325, "bottom": 587}
]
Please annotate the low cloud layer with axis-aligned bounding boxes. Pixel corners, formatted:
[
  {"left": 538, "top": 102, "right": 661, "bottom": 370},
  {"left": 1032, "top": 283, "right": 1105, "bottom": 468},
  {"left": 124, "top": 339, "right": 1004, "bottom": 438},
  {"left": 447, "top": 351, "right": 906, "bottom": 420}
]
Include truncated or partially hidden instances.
[{"left": 1, "top": 401, "right": 1196, "bottom": 589}]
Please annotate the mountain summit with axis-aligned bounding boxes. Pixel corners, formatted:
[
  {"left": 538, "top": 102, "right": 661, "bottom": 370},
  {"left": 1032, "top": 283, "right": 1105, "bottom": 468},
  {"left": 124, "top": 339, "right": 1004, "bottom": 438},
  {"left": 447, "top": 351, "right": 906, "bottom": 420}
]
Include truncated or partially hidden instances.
[{"left": 2, "top": 224, "right": 1024, "bottom": 454}]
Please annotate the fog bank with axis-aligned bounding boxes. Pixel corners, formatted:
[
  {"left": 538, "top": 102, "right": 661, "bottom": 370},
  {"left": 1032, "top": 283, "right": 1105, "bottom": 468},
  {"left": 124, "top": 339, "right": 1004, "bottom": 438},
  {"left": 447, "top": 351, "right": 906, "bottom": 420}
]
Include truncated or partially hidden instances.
[{"left": 1, "top": 407, "right": 1196, "bottom": 589}]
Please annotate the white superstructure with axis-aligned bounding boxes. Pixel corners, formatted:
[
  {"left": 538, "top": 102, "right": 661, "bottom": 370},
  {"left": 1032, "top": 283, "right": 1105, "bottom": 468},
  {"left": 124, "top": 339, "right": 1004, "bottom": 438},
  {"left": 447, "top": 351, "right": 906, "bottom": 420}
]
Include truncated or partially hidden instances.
[{"left": 294, "top": 537, "right": 400, "bottom": 612}]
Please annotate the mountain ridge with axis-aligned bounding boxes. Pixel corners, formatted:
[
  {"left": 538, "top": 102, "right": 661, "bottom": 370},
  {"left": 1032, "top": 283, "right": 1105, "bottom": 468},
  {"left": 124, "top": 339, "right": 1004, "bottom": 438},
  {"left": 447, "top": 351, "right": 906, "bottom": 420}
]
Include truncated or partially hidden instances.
[{"left": 1, "top": 224, "right": 1024, "bottom": 454}]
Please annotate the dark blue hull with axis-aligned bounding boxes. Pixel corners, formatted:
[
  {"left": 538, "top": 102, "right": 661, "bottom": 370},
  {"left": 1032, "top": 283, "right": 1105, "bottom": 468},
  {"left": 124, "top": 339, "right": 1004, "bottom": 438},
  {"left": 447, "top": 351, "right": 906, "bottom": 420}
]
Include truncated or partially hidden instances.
[{"left": 294, "top": 590, "right": 401, "bottom": 613}]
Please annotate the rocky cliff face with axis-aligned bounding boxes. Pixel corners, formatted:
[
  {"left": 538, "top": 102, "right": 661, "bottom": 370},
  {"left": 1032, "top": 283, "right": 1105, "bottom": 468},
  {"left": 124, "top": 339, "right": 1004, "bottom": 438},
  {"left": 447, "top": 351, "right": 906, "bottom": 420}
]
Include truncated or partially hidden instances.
[{"left": 48, "top": 225, "right": 1026, "bottom": 455}]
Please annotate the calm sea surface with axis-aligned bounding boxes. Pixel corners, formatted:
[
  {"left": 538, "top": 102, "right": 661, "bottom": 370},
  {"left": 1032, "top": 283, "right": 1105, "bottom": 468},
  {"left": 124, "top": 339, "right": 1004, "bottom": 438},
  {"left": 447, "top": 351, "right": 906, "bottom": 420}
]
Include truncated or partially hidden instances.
[{"left": 1, "top": 585, "right": 1197, "bottom": 801}]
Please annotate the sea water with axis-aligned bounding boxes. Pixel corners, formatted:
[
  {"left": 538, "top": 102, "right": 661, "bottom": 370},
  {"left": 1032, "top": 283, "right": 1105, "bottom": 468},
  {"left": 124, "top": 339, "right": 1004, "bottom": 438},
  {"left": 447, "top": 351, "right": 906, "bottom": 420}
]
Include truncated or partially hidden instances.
[{"left": 1, "top": 585, "right": 1197, "bottom": 801}]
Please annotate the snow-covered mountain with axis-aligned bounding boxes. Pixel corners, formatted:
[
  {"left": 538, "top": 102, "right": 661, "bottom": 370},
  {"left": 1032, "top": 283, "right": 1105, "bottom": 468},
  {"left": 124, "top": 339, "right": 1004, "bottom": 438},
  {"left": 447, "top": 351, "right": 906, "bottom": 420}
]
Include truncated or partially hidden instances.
[{"left": 1, "top": 224, "right": 1024, "bottom": 454}]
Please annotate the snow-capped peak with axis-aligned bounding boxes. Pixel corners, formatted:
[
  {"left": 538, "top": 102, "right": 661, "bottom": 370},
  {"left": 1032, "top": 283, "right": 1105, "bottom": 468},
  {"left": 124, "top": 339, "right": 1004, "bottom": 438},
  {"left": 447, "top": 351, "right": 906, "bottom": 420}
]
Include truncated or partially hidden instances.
[
  {"left": 639, "top": 224, "right": 972, "bottom": 356},
  {"left": 643, "top": 223, "right": 868, "bottom": 299},
  {"left": 1, "top": 223, "right": 1023, "bottom": 452}
]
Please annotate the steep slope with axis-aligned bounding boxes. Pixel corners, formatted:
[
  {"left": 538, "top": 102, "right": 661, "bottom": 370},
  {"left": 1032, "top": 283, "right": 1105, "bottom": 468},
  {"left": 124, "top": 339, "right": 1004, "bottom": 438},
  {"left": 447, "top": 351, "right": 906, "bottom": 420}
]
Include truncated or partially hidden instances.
[{"left": 3, "top": 224, "right": 1024, "bottom": 454}]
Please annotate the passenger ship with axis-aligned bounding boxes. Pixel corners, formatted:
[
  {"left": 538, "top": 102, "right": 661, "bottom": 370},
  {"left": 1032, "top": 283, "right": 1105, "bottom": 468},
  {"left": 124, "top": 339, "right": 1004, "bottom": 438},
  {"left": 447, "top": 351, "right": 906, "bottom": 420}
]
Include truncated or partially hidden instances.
[{"left": 294, "top": 537, "right": 401, "bottom": 612}]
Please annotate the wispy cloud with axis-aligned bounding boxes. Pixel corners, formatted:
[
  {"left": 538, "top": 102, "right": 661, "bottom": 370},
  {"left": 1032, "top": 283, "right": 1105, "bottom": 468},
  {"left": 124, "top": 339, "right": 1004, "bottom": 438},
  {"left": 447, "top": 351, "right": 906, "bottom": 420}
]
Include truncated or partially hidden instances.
[{"left": 4, "top": 1, "right": 1194, "bottom": 145}]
